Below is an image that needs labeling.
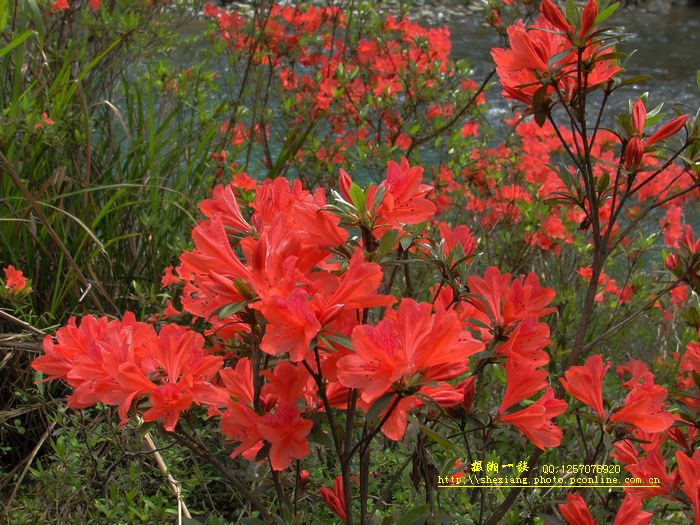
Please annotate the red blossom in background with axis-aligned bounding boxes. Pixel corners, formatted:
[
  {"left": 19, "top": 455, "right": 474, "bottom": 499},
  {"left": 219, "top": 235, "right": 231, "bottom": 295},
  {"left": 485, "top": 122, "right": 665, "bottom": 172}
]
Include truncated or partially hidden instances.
[{"left": 3, "top": 265, "right": 31, "bottom": 293}]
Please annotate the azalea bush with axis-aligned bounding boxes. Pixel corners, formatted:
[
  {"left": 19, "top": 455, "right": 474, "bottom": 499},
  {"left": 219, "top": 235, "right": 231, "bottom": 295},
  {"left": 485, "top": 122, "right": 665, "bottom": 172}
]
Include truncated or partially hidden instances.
[{"left": 3, "top": 0, "right": 700, "bottom": 523}]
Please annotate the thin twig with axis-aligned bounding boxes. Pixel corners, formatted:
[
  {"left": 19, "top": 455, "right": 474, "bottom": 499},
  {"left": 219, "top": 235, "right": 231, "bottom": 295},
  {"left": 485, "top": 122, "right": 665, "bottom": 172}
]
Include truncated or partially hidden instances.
[
  {"left": 6, "top": 421, "right": 56, "bottom": 509},
  {"left": 0, "top": 310, "right": 45, "bottom": 336},
  {"left": 143, "top": 431, "right": 191, "bottom": 522}
]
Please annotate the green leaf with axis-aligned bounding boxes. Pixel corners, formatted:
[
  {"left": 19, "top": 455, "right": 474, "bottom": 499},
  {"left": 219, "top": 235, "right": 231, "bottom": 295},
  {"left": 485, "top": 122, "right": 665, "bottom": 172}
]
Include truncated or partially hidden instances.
[
  {"left": 547, "top": 48, "right": 573, "bottom": 69},
  {"left": 595, "top": 2, "right": 620, "bottom": 25},
  {"left": 682, "top": 306, "right": 700, "bottom": 328},
  {"left": 253, "top": 442, "right": 271, "bottom": 463},
  {"left": 233, "top": 279, "right": 255, "bottom": 299},
  {"left": 370, "top": 184, "right": 386, "bottom": 214},
  {"left": 397, "top": 504, "right": 431, "bottom": 525},
  {"left": 377, "top": 229, "right": 399, "bottom": 259},
  {"left": 597, "top": 172, "right": 610, "bottom": 195},
  {"left": 0, "top": 0, "right": 8, "bottom": 33},
  {"left": 217, "top": 301, "right": 248, "bottom": 319},
  {"left": 366, "top": 392, "right": 396, "bottom": 423},
  {"left": 617, "top": 75, "right": 651, "bottom": 88},
  {"left": 696, "top": 71, "right": 700, "bottom": 90},
  {"left": 319, "top": 333, "right": 353, "bottom": 351},
  {"left": 0, "top": 29, "right": 33, "bottom": 59},
  {"left": 533, "top": 85, "right": 549, "bottom": 127},
  {"left": 399, "top": 235, "right": 412, "bottom": 251},
  {"left": 565, "top": 0, "right": 579, "bottom": 25},
  {"left": 348, "top": 182, "right": 366, "bottom": 214},
  {"left": 419, "top": 424, "right": 458, "bottom": 452},
  {"left": 537, "top": 515, "right": 567, "bottom": 525},
  {"left": 307, "top": 427, "right": 333, "bottom": 448},
  {"left": 78, "top": 33, "right": 131, "bottom": 82},
  {"left": 24, "top": 0, "right": 45, "bottom": 42}
]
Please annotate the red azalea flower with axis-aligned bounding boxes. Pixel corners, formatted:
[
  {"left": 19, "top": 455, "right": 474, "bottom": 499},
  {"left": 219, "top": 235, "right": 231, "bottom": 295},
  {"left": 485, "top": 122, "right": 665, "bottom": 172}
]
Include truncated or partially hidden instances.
[
  {"left": 610, "top": 377, "right": 676, "bottom": 433},
  {"left": 495, "top": 314, "right": 551, "bottom": 366},
  {"left": 337, "top": 298, "right": 483, "bottom": 406},
  {"left": 499, "top": 357, "right": 548, "bottom": 414},
  {"left": 613, "top": 494, "right": 653, "bottom": 525},
  {"left": 625, "top": 98, "right": 689, "bottom": 171},
  {"left": 467, "top": 266, "right": 556, "bottom": 329},
  {"left": 559, "top": 493, "right": 595, "bottom": 525},
  {"left": 199, "top": 182, "right": 251, "bottom": 232},
  {"left": 311, "top": 248, "right": 396, "bottom": 324},
  {"left": 491, "top": 15, "right": 619, "bottom": 107},
  {"left": 3, "top": 265, "right": 30, "bottom": 293},
  {"left": 32, "top": 313, "right": 159, "bottom": 422},
  {"left": 160, "top": 265, "right": 180, "bottom": 287},
  {"left": 560, "top": 354, "right": 611, "bottom": 419},
  {"left": 500, "top": 387, "right": 567, "bottom": 450},
  {"left": 675, "top": 450, "right": 700, "bottom": 525},
  {"left": 141, "top": 324, "right": 225, "bottom": 431},
  {"left": 252, "top": 287, "right": 322, "bottom": 362},
  {"left": 370, "top": 157, "right": 437, "bottom": 234},
  {"left": 540, "top": 0, "right": 572, "bottom": 35},
  {"left": 256, "top": 402, "right": 313, "bottom": 471}
]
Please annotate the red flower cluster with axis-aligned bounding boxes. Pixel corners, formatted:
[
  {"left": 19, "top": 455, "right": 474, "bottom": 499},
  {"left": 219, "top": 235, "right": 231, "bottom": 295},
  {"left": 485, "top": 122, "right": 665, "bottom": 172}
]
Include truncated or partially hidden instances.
[
  {"left": 434, "top": 266, "right": 567, "bottom": 450},
  {"left": 32, "top": 314, "right": 224, "bottom": 431},
  {"left": 492, "top": 0, "right": 619, "bottom": 107},
  {"left": 337, "top": 298, "right": 484, "bottom": 440}
]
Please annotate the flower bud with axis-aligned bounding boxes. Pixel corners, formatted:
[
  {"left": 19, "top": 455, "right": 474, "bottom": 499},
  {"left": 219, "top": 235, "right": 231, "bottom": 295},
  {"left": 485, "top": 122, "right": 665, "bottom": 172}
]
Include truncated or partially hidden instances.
[
  {"left": 646, "top": 114, "right": 689, "bottom": 146},
  {"left": 579, "top": 0, "right": 598, "bottom": 39},
  {"left": 338, "top": 168, "right": 353, "bottom": 202},
  {"left": 632, "top": 99, "right": 646, "bottom": 134},
  {"left": 665, "top": 253, "right": 679, "bottom": 272},
  {"left": 299, "top": 470, "right": 310, "bottom": 489},
  {"left": 540, "top": 0, "right": 573, "bottom": 35},
  {"left": 624, "top": 137, "right": 644, "bottom": 171}
]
